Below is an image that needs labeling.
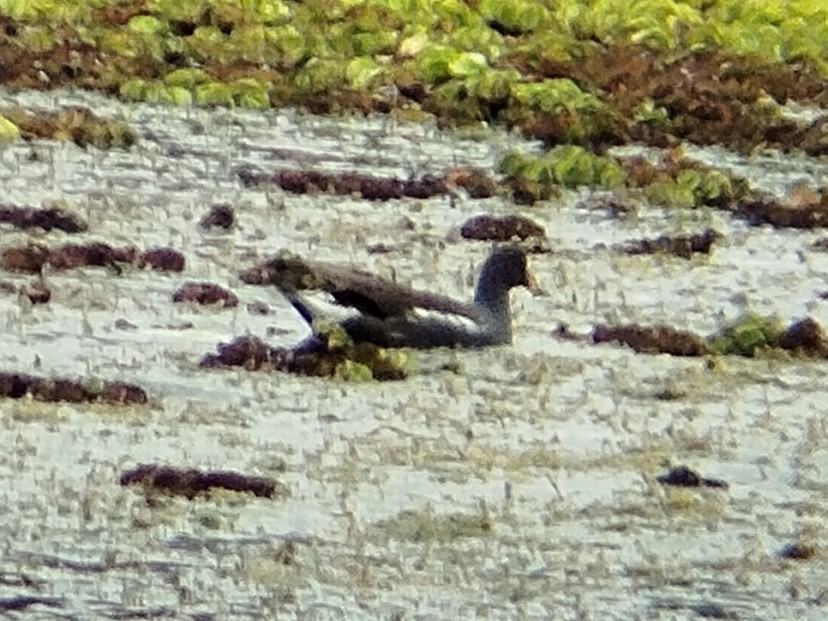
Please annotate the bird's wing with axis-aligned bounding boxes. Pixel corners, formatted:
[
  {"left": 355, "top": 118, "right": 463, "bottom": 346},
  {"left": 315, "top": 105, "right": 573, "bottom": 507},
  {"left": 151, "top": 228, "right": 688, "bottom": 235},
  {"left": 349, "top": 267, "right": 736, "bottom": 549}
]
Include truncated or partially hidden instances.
[{"left": 241, "top": 252, "right": 486, "bottom": 323}]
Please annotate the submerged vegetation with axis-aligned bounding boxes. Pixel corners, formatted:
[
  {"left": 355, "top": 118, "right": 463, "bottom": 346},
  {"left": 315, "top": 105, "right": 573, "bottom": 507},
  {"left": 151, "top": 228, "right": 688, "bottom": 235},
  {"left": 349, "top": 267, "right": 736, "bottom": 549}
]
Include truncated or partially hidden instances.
[
  {"left": 0, "top": 0, "right": 825, "bottom": 153},
  {"left": 0, "top": 0, "right": 825, "bottom": 212}
]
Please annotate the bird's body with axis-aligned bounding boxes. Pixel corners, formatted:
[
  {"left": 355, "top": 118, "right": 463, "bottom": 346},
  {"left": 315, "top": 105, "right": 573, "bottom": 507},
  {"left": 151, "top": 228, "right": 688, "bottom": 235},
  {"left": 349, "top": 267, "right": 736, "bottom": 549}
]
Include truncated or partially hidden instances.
[{"left": 270, "top": 247, "right": 534, "bottom": 350}]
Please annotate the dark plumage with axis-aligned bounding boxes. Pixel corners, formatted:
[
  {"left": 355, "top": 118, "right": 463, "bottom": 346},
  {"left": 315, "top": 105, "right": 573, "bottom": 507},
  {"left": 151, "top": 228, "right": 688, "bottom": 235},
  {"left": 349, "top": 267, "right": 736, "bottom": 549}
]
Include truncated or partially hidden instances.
[{"left": 273, "top": 247, "right": 535, "bottom": 349}]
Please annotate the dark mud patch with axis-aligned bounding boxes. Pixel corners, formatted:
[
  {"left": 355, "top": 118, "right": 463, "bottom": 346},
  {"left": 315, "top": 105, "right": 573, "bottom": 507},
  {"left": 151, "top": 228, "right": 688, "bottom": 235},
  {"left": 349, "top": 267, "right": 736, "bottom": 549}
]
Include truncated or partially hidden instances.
[
  {"left": 777, "top": 318, "right": 828, "bottom": 357},
  {"left": 201, "top": 335, "right": 407, "bottom": 381},
  {"left": 0, "top": 372, "right": 147, "bottom": 405},
  {"left": 735, "top": 188, "right": 828, "bottom": 229},
  {"left": 1, "top": 106, "right": 138, "bottom": 150},
  {"left": 778, "top": 542, "right": 817, "bottom": 561},
  {"left": 200, "top": 336, "right": 276, "bottom": 372},
  {"left": 120, "top": 464, "right": 280, "bottom": 499},
  {"left": 0, "top": 204, "right": 87, "bottom": 233},
  {"left": 0, "top": 278, "right": 51, "bottom": 304},
  {"left": 657, "top": 465, "right": 728, "bottom": 489},
  {"left": 199, "top": 203, "right": 235, "bottom": 230},
  {"left": 172, "top": 282, "right": 239, "bottom": 308},
  {"left": 621, "top": 229, "right": 721, "bottom": 259},
  {"left": 1, "top": 243, "right": 184, "bottom": 274},
  {"left": 595, "top": 316, "right": 828, "bottom": 359},
  {"left": 460, "top": 214, "right": 546, "bottom": 242},
  {"left": 592, "top": 325, "right": 710, "bottom": 357},
  {"left": 138, "top": 247, "right": 186, "bottom": 271},
  {"left": 237, "top": 167, "right": 496, "bottom": 201}
]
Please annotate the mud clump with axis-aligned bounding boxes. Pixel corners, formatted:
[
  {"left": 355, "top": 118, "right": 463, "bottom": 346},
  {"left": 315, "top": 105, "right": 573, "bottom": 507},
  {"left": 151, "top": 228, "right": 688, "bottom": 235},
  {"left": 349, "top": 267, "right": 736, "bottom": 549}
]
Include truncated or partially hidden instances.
[
  {"left": 0, "top": 204, "right": 87, "bottom": 233},
  {"left": 778, "top": 318, "right": 828, "bottom": 357},
  {"left": 47, "top": 243, "right": 138, "bottom": 270},
  {"left": 443, "top": 168, "right": 498, "bottom": 198},
  {"left": 735, "top": 189, "right": 828, "bottom": 229},
  {"left": 138, "top": 247, "right": 186, "bottom": 271},
  {"left": 120, "top": 464, "right": 278, "bottom": 499},
  {"left": 239, "top": 168, "right": 496, "bottom": 201},
  {"left": 592, "top": 325, "right": 709, "bottom": 356},
  {"left": 201, "top": 334, "right": 408, "bottom": 381},
  {"left": 0, "top": 372, "right": 147, "bottom": 405},
  {"left": 172, "top": 282, "right": 239, "bottom": 308},
  {"left": 1, "top": 243, "right": 185, "bottom": 274},
  {"left": 460, "top": 215, "right": 546, "bottom": 242},
  {"left": 200, "top": 335, "right": 275, "bottom": 371},
  {"left": 199, "top": 203, "right": 235, "bottom": 230},
  {"left": 1, "top": 245, "right": 50, "bottom": 273},
  {"left": 622, "top": 229, "right": 721, "bottom": 259},
  {"left": 657, "top": 465, "right": 728, "bottom": 489},
  {"left": 778, "top": 542, "right": 817, "bottom": 561}
]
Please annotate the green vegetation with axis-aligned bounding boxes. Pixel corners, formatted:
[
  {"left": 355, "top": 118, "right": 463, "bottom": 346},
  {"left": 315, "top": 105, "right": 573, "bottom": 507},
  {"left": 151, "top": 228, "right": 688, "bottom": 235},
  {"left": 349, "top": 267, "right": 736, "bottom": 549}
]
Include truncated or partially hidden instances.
[
  {"left": 1, "top": 0, "right": 827, "bottom": 183},
  {"left": 708, "top": 313, "right": 786, "bottom": 356},
  {"left": 500, "top": 146, "right": 626, "bottom": 202},
  {"left": 310, "top": 319, "right": 410, "bottom": 381}
]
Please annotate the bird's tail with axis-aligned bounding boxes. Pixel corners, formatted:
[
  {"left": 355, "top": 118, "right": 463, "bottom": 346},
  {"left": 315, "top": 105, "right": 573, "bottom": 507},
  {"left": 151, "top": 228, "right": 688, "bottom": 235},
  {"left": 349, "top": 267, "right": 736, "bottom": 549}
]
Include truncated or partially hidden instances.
[{"left": 279, "top": 288, "right": 316, "bottom": 327}]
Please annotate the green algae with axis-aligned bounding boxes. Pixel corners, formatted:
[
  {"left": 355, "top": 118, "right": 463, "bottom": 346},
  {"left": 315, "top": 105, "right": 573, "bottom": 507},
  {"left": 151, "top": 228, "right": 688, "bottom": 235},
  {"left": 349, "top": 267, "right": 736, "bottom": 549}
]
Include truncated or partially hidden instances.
[
  {"left": 0, "top": 115, "right": 20, "bottom": 142},
  {"left": 310, "top": 319, "right": 410, "bottom": 382},
  {"left": 2, "top": 0, "right": 828, "bottom": 189},
  {"left": 500, "top": 146, "right": 626, "bottom": 202},
  {"left": 708, "top": 313, "right": 786, "bottom": 357}
]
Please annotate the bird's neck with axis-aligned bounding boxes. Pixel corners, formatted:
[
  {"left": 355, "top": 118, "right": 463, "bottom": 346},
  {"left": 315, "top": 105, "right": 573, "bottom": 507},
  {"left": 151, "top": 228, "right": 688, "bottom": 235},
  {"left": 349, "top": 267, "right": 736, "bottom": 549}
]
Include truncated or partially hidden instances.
[{"left": 474, "top": 285, "right": 513, "bottom": 338}]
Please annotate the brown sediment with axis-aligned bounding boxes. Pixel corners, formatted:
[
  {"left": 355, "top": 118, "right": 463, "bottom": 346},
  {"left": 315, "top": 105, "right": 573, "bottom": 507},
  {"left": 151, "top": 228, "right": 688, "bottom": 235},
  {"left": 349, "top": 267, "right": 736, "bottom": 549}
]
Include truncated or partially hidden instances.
[
  {"left": 138, "top": 248, "right": 186, "bottom": 271},
  {"left": 0, "top": 372, "right": 147, "bottom": 405},
  {"left": 172, "top": 282, "right": 239, "bottom": 308},
  {"left": 734, "top": 190, "right": 828, "bottom": 229},
  {"left": 199, "top": 335, "right": 275, "bottom": 371},
  {"left": 119, "top": 464, "right": 278, "bottom": 499},
  {"left": 777, "top": 318, "right": 828, "bottom": 357},
  {"left": 238, "top": 168, "right": 497, "bottom": 201},
  {"left": 1, "top": 245, "right": 50, "bottom": 273},
  {"left": 0, "top": 204, "right": 87, "bottom": 233},
  {"left": 444, "top": 168, "right": 498, "bottom": 198},
  {"left": 199, "top": 203, "right": 235, "bottom": 230},
  {"left": 47, "top": 243, "right": 138, "bottom": 270},
  {"left": 778, "top": 542, "right": 817, "bottom": 560},
  {"left": 460, "top": 214, "right": 546, "bottom": 242},
  {"left": 1, "top": 243, "right": 185, "bottom": 274},
  {"left": 200, "top": 335, "right": 407, "bottom": 381},
  {"left": 621, "top": 229, "right": 721, "bottom": 259},
  {"left": 592, "top": 325, "right": 710, "bottom": 356},
  {"left": 657, "top": 465, "right": 728, "bottom": 489}
]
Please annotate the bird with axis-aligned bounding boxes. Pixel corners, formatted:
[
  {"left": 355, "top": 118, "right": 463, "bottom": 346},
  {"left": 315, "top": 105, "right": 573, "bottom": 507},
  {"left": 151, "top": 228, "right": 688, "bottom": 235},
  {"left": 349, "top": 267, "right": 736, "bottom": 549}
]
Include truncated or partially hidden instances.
[{"left": 255, "top": 246, "right": 537, "bottom": 349}]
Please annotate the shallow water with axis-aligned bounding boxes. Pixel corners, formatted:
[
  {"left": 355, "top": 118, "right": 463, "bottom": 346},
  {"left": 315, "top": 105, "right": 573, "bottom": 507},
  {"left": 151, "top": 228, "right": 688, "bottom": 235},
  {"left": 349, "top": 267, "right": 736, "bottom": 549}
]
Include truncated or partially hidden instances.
[{"left": 1, "top": 89, "right": 827, "bottom": 619}]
